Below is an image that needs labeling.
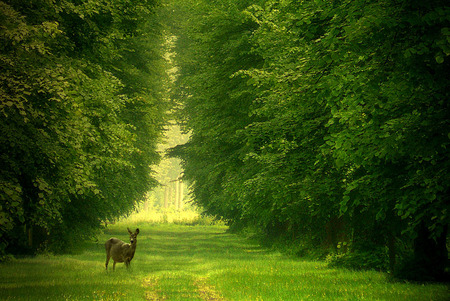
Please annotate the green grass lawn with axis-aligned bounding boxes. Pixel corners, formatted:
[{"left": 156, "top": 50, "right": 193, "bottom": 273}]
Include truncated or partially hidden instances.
[{"left": 0, "top": 222, "right": 448, "bottom": 300}]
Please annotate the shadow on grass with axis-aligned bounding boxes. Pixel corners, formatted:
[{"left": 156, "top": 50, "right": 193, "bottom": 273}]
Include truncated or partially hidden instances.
[
  {"left": 1, "top": 224, "right": 449, "bottom": 301},
  {"left": 97, "top": 225, "right": 272, "bottom": 275}
]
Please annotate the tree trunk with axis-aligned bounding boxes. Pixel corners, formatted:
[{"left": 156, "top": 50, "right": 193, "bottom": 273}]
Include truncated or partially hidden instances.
[
  {"left": 411, "top": 222, "right": 448, "bottom": 281},
  {"left": 164, "top": 186, "right": 169, "bottom": 208},
  {"left": 27, "top": 225, "right": 33, "bottom": 248},
  {"left": 387, "top": 232, "right": 396, "bottom": 273},
  {"left": 175, "top": 180, "right": 180, "bottom": 210},
  {"left": 178, "top": 179, "right": 184, "bottom": 210}
]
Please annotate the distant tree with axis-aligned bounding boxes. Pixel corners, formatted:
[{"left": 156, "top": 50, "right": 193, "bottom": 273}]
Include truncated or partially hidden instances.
[{"left": 169, "top": 0, "right": 264, "bottom": 225}]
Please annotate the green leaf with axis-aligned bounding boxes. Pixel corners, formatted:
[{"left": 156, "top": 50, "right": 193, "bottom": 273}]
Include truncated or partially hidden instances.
[
  {"left": 342, "top": 195, "right": 350, "bottom": 204},
  {"left": 435, "top": 55, "right": 444, "bottom": 64}
]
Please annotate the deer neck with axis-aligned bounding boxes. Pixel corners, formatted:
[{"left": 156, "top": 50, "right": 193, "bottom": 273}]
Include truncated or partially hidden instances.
[{"left": 127, "top": 241, "right": 137, "bottom": 255}]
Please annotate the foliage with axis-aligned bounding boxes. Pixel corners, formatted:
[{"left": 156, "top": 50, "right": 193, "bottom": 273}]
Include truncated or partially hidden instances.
[
  {"left": 169, "top": 0, "right": 265, "bottom": 226},
  {"left": 148, "top": 124, "right": 189, "bottom": 208},
  {"left": 169, "top": 0, "right": 449, "bottom": 280},
  {"left": 0, "top": 0, "right": 168, "bottom": 255},
  {"left": 326, "top": 251, "right": 388, "bottom": 272},
  {"left": 326, "top": 240, "right": 389, "bottom": 272}
]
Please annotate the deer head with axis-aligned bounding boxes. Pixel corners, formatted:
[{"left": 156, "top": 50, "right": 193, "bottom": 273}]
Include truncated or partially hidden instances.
[{"left": 127, "top": 227, "right": 139, "bottom": 244}]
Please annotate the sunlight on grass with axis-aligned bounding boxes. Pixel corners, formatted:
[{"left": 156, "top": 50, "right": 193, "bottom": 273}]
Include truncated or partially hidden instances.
[
  {"left": 0, "top": 223, "right": 448, "bottom": 300},
  {"left": 115, "top": 207, "right": 222, "bottom": 227},
  {"left": 118, "top": 208, "right": 198, "bottom": 224}
]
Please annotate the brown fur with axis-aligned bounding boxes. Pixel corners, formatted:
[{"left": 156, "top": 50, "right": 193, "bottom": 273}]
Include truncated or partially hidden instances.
[{"left": 105, "top": 228, "right": 139, "bottom": 271}]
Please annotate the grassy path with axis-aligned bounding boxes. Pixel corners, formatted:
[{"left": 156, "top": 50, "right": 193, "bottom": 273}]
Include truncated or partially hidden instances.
[{"left": 0, "top": 223, "right": 448, "bottom": 300}]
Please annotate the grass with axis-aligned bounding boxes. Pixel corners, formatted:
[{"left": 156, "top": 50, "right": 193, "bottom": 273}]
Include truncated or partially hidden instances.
[
  {"left": 0, "top": 214, "right": 448, "bottom": 300},
  {"left": 117, "top": 208, "right": 205, "bottom": 225}
]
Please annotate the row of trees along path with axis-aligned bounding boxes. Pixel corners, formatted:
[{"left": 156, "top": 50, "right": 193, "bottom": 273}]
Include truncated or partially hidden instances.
[
  {"left": 0, "top": 0, "right": 168, "bottom": 255},
  {"left": 166, "top": 0, "right": 449, "bottom": 282},
  {"left": 1, "top": 0, "right": 449, "bottom": 282}
]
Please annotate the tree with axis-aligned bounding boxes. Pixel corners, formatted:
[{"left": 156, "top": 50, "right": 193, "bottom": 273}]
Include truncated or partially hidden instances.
[
  {"left": 0, "top": 0, "right": 167, "bottom": 256},
  {"left": 170, "top": 0, "right": 449, "bottom": 280},
  {"left": 169, "top": 0, "right": 264, "bottom": 226}
]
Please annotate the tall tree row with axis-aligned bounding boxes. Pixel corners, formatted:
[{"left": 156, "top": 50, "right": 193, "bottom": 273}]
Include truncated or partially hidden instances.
[
  {"left": 170, "top": 0, "right": 449, "bottom": 280},
  {"left": 1, "top": 0, "right": 168, "bottom": 255}
]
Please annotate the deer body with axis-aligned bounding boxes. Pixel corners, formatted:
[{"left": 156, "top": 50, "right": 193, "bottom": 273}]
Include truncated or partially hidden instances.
[{"left": 105, "top": 228, "right": 139, "bottom": 271}]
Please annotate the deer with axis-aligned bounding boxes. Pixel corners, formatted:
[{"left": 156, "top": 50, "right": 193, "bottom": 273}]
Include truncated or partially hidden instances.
[{"left": 105, "top": 228, "right": 140, "bottom": 271}]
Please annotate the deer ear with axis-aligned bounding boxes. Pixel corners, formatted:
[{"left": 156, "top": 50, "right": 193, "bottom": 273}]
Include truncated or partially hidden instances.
[
  {"left": 135, "top": 228, "right": 140, "bottom": 235},
  {"left": 127, "top": 227, "right": 132, "bottom": 234}
]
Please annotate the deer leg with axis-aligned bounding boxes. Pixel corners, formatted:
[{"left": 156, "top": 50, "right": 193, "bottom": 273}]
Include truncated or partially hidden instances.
[
  {"left": 113, "top": 261, "right": 116, "bottom": 271},
  {"left": 105, "top": 253, "right": 111, "bottom": 270},
  {"left": 105, "top": 240, "right": 112, "bottom": 271}
]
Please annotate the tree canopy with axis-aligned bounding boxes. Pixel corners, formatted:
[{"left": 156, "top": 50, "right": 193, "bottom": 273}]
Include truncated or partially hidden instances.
[
  {"left": 1, "top": 0, "right": 448, "bottom": 281},
  {"left": 1, "top": 0, "right": 168, "bottom": 254},
  {"left": 169, "top": 0, "right": 449, "bottom": 280}
]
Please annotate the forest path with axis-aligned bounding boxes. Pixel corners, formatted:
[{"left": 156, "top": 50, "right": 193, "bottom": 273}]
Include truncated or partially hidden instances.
[
  {"left": 134, "top": 224, "right": 240, "bottom": 300},
  {"left": 120, "top": 224, "right": 447, "bottom": 301},
  {"left": 0, "top": 223, "right": 447, "bottom": 300}
]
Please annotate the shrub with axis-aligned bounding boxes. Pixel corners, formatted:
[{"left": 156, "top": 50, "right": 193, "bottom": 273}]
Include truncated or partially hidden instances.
[{"left": 326, "top": 248, "right": 388, "bottom": 271}]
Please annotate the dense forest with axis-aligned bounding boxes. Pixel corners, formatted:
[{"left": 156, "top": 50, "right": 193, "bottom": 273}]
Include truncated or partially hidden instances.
[
  {"left": 1, "top": 0, "right": 448, "bottom": 282},
  {"left": 169, "top": 0, "right": 449, "bottom": 281},
  {"left": 0, "top": 0, "right": 168, "bottom": 254}
]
